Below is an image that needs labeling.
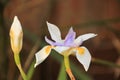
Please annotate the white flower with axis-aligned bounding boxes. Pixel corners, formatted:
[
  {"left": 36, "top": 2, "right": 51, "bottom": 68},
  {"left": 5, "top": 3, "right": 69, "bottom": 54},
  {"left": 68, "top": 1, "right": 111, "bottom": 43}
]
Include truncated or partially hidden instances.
[
  {"left": 35, "top": 22, "right": 97, "bottom": 71},
  {"left": 9, "top": 16, "right": 23, "bottom": 54}
]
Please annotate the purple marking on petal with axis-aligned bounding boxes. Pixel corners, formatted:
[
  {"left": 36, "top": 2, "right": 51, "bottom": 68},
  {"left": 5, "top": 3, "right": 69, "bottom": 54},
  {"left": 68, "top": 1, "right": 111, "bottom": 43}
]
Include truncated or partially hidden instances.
[
  {"left": 45, "top": 27, "right": 80, "bottom": 47},
  {"left": 45, "top": 36, "right": 64, "bottom": 46},
  {"left": 53, "top": 42, "right": 64, "bottom": 46},
  {"left": 64, "top": 27, "right": 76, "bottom": 45},
  {"left": 45, "top": 36, "right": 55, "bottom": 45}
]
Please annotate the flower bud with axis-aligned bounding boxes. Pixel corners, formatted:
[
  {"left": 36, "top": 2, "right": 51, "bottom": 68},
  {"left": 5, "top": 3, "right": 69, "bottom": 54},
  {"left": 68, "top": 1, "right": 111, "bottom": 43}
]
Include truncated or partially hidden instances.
[{"left": 10, "top": 16, "right": 23, "bottom": 54}]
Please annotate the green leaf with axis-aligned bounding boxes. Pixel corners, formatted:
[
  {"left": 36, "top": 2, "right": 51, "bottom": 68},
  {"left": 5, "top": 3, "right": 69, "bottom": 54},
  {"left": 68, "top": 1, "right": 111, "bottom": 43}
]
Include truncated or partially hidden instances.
[
  {"left": 27, "top": 60, "right": 35, "bottom": 80},
  {"left": 57, "top": 61, "right": 67, "bottom": 80}
]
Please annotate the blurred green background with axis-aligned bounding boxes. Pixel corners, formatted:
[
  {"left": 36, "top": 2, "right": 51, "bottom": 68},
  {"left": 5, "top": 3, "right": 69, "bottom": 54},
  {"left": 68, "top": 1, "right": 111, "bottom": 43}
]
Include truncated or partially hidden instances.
[{"left": 0, "top": 0, "right": 120, "bottom": 80}]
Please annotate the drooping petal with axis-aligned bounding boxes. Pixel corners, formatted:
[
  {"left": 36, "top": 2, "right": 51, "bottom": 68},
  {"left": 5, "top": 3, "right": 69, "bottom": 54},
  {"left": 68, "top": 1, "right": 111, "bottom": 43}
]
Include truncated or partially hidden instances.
[
  {"left": 34, "top": 45, "right": 53, "bottom": 67},
  {"left": 46, "top": 22, "right": 62, "bottom": 42},
  {"left": 75, "top": 46, "right": 91, "bottom": 71},
  {"left": 64, "top": 27, "right": 76, "bottom": 45},
  {"left": 53, "top": 46, "right": 70, "bottom": 55},
  {"left": 74, "top": 33, "right": 97, "bottom": 46}
]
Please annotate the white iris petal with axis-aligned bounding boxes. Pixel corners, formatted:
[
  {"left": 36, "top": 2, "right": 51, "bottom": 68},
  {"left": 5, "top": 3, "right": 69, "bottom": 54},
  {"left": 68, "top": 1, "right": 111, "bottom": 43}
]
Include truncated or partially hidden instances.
[
  {"left": 76, "top": 46, "right": 91, "bottom": 71},
  {"left": 47, "top": 22, "right": 62, "bottom": 42},
  {"left": 74, "top": 33, "right": 97, "bottom": 46},
  {"left": 34, "top": 46, "right": 52, "bottom": 67}
]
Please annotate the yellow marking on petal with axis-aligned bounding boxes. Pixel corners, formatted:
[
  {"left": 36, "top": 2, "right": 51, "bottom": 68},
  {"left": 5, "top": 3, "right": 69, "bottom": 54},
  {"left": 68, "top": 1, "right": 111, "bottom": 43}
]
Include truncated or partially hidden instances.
[
  {"left": 77, "top": 47, "right": 85, "bottom": 55},
  {"left": 10, "top": 28, "right": 23, "bottom": 54},
  {"left": 45, "top": 46, "right": 53, "bottom": 54}
]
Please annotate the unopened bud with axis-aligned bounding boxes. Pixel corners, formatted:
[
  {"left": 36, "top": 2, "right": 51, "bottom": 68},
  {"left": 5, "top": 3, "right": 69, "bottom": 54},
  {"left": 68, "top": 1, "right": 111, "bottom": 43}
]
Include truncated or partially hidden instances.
[{"left": 10, "top": 16, "right": 23, "bottom": 54}]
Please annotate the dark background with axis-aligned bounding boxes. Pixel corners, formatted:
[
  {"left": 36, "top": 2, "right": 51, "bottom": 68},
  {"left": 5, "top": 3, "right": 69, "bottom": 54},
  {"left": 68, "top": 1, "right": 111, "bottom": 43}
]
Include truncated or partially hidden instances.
[{"left": 0, "top": 0, "right": 120, "bottom": 80}]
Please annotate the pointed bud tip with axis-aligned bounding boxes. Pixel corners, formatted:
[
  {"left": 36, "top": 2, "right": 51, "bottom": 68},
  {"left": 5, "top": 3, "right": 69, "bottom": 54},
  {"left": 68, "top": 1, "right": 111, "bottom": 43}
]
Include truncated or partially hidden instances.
[
  {"left": 11, "top": 16, "right": 22, "bottom": 33},
  {"left": 13, "top": 16, "right": 19, "bottom": 23},
  {"left": 14, "top": 16, "right": 18, "bottom": 19},
  {"left": 14, "top": 16, "right": 19, "bottom": 22}
]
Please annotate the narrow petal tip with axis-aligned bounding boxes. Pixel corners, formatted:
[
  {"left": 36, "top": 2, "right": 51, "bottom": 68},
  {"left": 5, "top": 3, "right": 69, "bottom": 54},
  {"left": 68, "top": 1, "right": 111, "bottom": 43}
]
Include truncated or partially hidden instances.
[
  {"left": 34, "top": 63, "right": 38, "bottom": 68},
  {"left": 69, "top": 27, "right": 73, "bottom": 31},
  {"left": 93, "top": 33, "right": 98, "bottom": 37}
]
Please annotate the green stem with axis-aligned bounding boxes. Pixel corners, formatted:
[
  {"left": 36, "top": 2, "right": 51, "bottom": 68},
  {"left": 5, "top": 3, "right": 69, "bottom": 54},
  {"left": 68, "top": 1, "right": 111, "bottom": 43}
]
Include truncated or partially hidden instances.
[
  {"left": 51, "top": 52, "right": 92, "bottom": 80},
  {"left": 14, "top": 54, "right": 28, "bottom": 80},
  {"left": 57, "top": 61, "right": 66, "bottom": 80},
  {"left": 27, "top": 60, "right": 35, "bottom": 80},
  {"left": 64, "top": 56, "right": 70, "bottom": 69},
  {"left": 64, "top": 56, "right": 75, "bottom": 80}
]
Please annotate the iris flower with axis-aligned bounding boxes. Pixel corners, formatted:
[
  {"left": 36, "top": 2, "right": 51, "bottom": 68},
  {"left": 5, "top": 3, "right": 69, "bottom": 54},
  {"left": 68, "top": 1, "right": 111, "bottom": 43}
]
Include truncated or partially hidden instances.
[{"left": 34, "top": 22, "right": 97, "bottom": 79}]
